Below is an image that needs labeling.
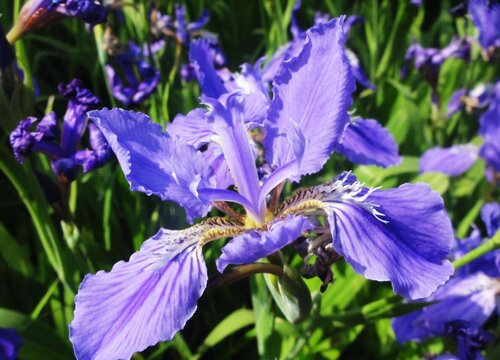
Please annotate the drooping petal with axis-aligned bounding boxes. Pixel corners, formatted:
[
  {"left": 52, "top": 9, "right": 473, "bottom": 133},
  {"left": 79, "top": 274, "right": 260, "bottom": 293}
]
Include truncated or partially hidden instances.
[
  {"left": 264, "top": 18, "right": 355, "bottom": 181},
  {"left": 392, "top": 273, "right": 499, "bottom": 343},
  {"left": 278, "top": 173, "right": 454, "bottom": 299},
  {"left": 216, "top": 215, "right": 314, "bottom": 272},
  {"left": 70, "top": 228, "right": 207, "bottom": 360},
  {"left": 189, "top": 38, "right": 227, "bottom": 98},
  {"left": 88, "top": 108, "right": 215, "bottom": 222},
  {"left": 335, "top": 118, "right": 400, "bottom": 167},
  {"left": 420, "top": 144, "right": 478, "bottom": 176}
]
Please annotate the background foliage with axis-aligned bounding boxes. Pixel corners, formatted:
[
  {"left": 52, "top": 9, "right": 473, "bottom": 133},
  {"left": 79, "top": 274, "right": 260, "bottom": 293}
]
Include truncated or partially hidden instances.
[{"left": 0, "top": 0, "right": 499, "bottom": 359}]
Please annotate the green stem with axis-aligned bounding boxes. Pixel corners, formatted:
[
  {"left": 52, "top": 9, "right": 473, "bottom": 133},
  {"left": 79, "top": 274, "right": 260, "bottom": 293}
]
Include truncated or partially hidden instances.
[
  {"left": 0, "top": 145, "right": 74, "bottom": 292},
  {"left": 208, "top": 263, "right": 284, "bottom": 291},
  {"left": 453, "top": 229, "right": 500, "bottom": 269}
]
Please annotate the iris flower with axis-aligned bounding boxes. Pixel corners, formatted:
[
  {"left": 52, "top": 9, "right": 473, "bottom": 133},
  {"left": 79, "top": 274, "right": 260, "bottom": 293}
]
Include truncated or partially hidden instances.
[
  {"left": 70, "top": 19, "right": 453, "bottom": 359},
  {"left": 447, "top": 83, "right": 495, "bottom": 118},
  {"left": 105, "top": 42, "right": 161, "bottom": 106},
  {"left": 9, "top": 79, "right": 112, "bottom": 182},
  {"left": 6, "top": 0, "right": 107, "bottom": 43}
]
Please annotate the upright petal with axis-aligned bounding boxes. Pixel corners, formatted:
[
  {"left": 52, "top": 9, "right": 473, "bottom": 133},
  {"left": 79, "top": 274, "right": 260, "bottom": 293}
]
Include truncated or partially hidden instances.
[
  {"left": 420, "top": 144, "right": 478, "bottom": 176},
  {"left": 216, "top": 215, "right": 314, "bottom": 272},
  {"left": 88, "top": 108, "right": 215, "bottom": 222},
  {"left": 190, "top": 38, "right": 227, "bottom": 98},
  {"left": 167, "top": 108, "right": 214, "bottom": 148},
  {"left": 335, "top": 118, "right": 400, "bottom": 167},
  {"left": 264, "top": 18, "right": 355, "bottom": 181},
  {"left": 70, "top": 227, "right": 208, "bottom": 360},
  {"left": 468, "top": 0, "right": 500, "bottom": 49},
  {"left": 279, "top": 173, "right": 454, "bottom": 299}
]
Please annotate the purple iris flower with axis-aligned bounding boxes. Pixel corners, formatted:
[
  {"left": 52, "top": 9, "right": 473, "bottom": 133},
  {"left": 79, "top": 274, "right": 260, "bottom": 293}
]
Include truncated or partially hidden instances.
[
  {"left": 447, "top": 83, "right": 495, "bottom": 118},
  {"left": 392, "top": 202, "right": 500, "bottom": 344},
  {"left": 402, "top": 38, "right": 471, "bottom": 100},
  {"left": 70, "top": 19, "right": 454, "bottom": 359},
  {"left": 105, "top": 42, "right": 160, "bottom": 106},
  {"left": 0, "top": 328, "right": 23, "bottom": 360},
  {"left": 468, "top": 0, "right": 500, "bottom": 51},
  {"left": 9, "top": 79, "right": 112, "bottom": 182},
  {"left": 6, "top": 0, "right": 107, "bottom": 43}
]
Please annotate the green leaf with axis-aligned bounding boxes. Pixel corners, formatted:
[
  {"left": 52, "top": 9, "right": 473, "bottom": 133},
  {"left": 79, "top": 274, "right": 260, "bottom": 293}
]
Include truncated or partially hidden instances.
[
  {"left": 0, "top": 308, "right": 73, "bottom": 360},
  {"left": 250, "top": 275, "right": 281, "bottom": 359},
  {"left": 264, "top": 265, "right": 312, "bottom": 324},
  {"left": 194, "top": 309, "right": 254, "bottom": 358}
]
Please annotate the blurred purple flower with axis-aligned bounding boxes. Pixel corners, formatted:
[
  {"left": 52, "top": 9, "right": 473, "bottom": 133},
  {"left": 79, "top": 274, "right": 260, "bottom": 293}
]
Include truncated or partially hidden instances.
[
  {"left": 70, "top": 19, "right": 454, "bottom": 359},
  {"left": 402, "top": 38, "right": 471, "bottom": 94},
  {"left": 447, "top": 83, "right": 495, "bottom": 118},
  {"left": 0, "top": 328, "right": 23, "bottom": 360},
  {"left": 445, "top": 320, "right": 494, "bottom": 360},
  {"left": 7, "top": 0, "right": 107, "bottom": 43},
  {"left": 420, "top": 144, "right": 479, "bottom": 176},
  {"left": 468, "top": 0, "right": 500, "bottom": 51},
  {"left": 105, "top": 42, "right": 160, "bottom": 106},
  {"left": 9, "top": 79, "right": 112, "bottom": 182}
]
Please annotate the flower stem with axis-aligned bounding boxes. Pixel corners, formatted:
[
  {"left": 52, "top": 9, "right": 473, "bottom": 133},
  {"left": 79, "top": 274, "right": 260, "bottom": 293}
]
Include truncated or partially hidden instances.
[
  {"left": 208, "top": 263, "right": 284, "bottom": 291},
  {"left": 453, "top": 229, "right": 500, "bottom": 269}
]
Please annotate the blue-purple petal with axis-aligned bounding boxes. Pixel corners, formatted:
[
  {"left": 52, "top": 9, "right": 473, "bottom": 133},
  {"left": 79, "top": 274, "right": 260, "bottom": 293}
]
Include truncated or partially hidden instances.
[
  {"left": 88, "top": 108, "right": 215, "bottom": 222},
  {"left": 326, "top": 182, "right": 454, "bottom": 299},
  {"left": 420, "top": 144, "right": 478, "bottom": 176},
  {"left": 70, "top": 229, "right": 207, "bottom": 360},
  {"left": 335, "top": 118, "right": 400, "bottom": 167},
  {"left": 264, "top": 18, "right": 355, "bottom": 181},
  {"left": 468, "top": 0, "right": 500, "bottom": 49},
  {"left": 216, "top": 215, "right": 313, "bottom": 272}
]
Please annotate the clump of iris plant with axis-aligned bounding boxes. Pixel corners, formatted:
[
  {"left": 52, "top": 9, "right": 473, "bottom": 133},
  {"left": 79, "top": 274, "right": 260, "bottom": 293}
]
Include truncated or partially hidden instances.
[
  {"left": 9, "top": 79, "right": 112, "bottom": 184},
  {"left": 420, "top": 81, "right": 500, "bottom": 184},
  {"left": 392, "top": 203, "right": 500, "bottom": 354},
  {"left": 69, "top": 18, "right": 454, "bottom": 359},
  {"left": 6, "top": 0, "right": 107, "bottom": 43}
]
